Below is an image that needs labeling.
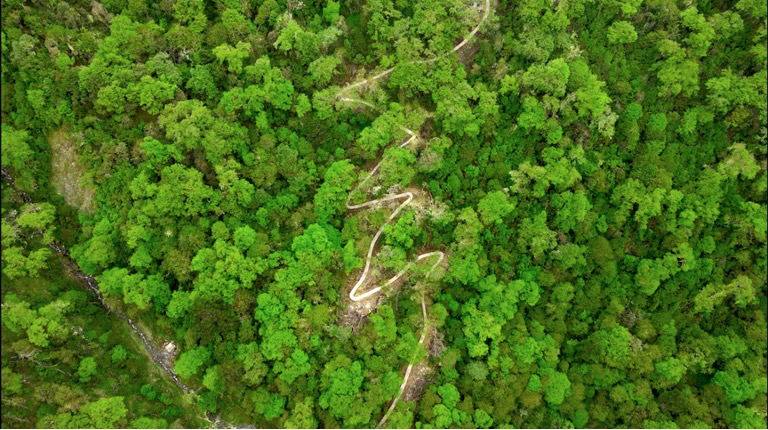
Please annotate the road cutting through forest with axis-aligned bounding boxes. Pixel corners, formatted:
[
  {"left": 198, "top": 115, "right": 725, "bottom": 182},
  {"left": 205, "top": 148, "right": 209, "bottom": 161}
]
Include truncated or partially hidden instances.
[
  {"left": 1, "top": 0, "right": 492, "bottom": 426},
  {"left": 5, "top": 0, "right": 763, "bottom": 427},
  {"left": 337, "top": 0, "right": 492, "bottom": 426}
]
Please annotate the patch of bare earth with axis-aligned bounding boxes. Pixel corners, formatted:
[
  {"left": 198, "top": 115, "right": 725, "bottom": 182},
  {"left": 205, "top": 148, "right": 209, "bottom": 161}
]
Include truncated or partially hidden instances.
[
  {"left": 49, "top": 126, "right": 95, "bottom": 214},
  {"left": 402, "top": 362, "right": 434, "bottom": 402},
  {"left": 457, "top": 43, "right": 481, "bottom": 66},
  {"left": 338, "top": 290, "right": 383, "bottom": 332},
  {"left": 403, "top": 326, "right": 443, "bottom": 402}
]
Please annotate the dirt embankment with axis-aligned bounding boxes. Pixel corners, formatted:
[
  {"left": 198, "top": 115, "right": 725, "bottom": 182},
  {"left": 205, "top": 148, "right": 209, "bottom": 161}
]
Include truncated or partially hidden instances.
[{"left": 49, "top": 126, "right": 95, "bottom": 214}]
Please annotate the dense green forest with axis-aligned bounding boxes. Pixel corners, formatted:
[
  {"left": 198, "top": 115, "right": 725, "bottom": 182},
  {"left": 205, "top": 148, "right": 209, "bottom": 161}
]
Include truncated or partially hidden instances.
[{"left": 1, "top": 0, "right": 767, "bottom": 427}]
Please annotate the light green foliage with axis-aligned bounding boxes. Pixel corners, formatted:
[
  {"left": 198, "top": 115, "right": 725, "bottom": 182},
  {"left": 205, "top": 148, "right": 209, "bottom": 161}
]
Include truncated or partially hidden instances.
[
  {"left": 237, "top": 343, "right": 268, "bottom": 386},
  {"left": 572, "top": 410, "right": 590, "bottom": 428},
  {"left": 111, "top": 345, "right": 128, "bottom": 364},
  {"left": 279, "top": 348, "right": 312, "bottom": 384},
  {"left": 77, "top": 357, "right": 98, "bottom": 383},
  {"left": 473, "top": 409, "right": 493, "bottom": 429},
  {"left": 510, "top": 147, "right": 583, "bottom": 197},
  {"left": 394, "top": 331, "right": 426, "bottom": 365},
  {"left": 1, "top": 298, "right": 37, "bottom": 334},
  {"left": 379, "top": 146, "right": 417, "bottom": 187},
  {"left": 370, "top": 305, "right": 397, "bottom": 346},
  {"left": 17, "top": 203, "right": 56, "bottom": 242},
  {"left": 296, "top": 93, "right": 312, "bottom": 118},
  {"left": 591, "top": 325, "right": 632, "bottom": 368},
  {"left": 462, "top": 302, "right": 502, "bottom": 358},
  {"left": 0, "top": 126, "right": 33, "bottom": 177},
  {"left": 517, "top": 211, "right": 557, "bottom": 261},
  {"left": 450, "top": 208, "right": 484, "bottom": 285},
  {"left": 54, "top": 396, "right": 129, "bottom": 428},
  {"left": 342, "top": 240, "right": 364, "bottom": 273},
  {"left": 466, "top": 361, "right": 489, "bottom": 381},
  {"left": 518, "top": 97, "right": 547, "bottom": 130},
  {"left": 513, "top": 336, "right": 542, "bottom": 365},
  {"left": 681, "top": 8, "right": 716, "bottom": 58},
  {"left": 510, "top": 278, "right": 541, "bottom": 307},
  {"left": 527, "top": 374, "right": 543, "bottom": 392},
  {"left": 541, "top": 369, "right": 572, "bottom": 405},
  {"left": 553, "top": 191, "right": 592, "bottom": 233},
  {"left": 285, "top": 397, "right": 318, "bottom": 429},
  {"left": 174, "top": 0, "right": 207, "bottom": 31},
  {"left": 655, "top": 357, "right": 686, "bottom": 384},
  {"left": 434, "top": 82, "right": 483, "bottom": 138},
  {"left": 1, "top": 203, "right": 56, "bottom": 279},
  {"left": 521, "top": 59, "right": 571, "bottom": 97},
  {"left": 725, "top": 404, "right": 766, "bottom": 428},
  {"left": 308, "top": 55, "right": 342, "bottom": 86},
  {"left": 131, "top": 417, "right": 168, "bottom": 428},
  {"left": 213, "top": 42, "right": 251, "bottom": 74},
  {"left": 694, "top": 276, "right": 757, "bottom": 314},
  {"left": 477, "top": 190, "right": 516, "bottom": 225},
  {"left": 129, "top": 76, "right": 177, "bottom": 115},
  {"left": 1, "top": 0, "right": 766, "bottom": 428},
  {"left": 568, "top": 60, "right": 613, "bottom": 120},
  {"left": 318, "top": 355, "right": 365, "bottom": 421},
  {"left": 718, "top": 143, "right": 761, "bottom": 179},
  {"left": 174, "top": 347, "right": 211, "bottom": 379},
  {"left": 383, "top": 209, "right": 419, "bottom": 250},
  {"left": 357, "top": 107, "right": 407, "bottom": 159},
  {"left": 98, "top": 268, "right": 170, "bottom": 310},
  {"left": 2, "top": 241, "right": 51, "bottom": 280},
  {"left": 607, "top": 21, "right": 638, "bottom": 44},
  {"left": 437, "top": 383, "right": 461, "bottom": 409},
  {"left": 432, "top": 404, "right": 453, "bottom": 428},
  {"left": 158, "top": 99, "right": 249, "bottom": 163},
  {"left": 2, "top": 367, "right": 24, "bottom": 395},
  {"left": 655, "top": 39, "right": 701, "bottom": 97},
  {"left": 186, "top": 65, "right": 219, "bottom": 100},
  {"left": 314, "top": 160, "right": 356, "bottom": 222},
  {"left": 233, "top": 225, "right": 257, "bottom": 251},
  {"left": 202, "top": 365, "right": 222, "bottom": 393},
  {"left": 712, "top": 370, "right": 759, "bottom": 404},
  {"left": 323, "top": 0, "right": 340, "bottom": 24}
]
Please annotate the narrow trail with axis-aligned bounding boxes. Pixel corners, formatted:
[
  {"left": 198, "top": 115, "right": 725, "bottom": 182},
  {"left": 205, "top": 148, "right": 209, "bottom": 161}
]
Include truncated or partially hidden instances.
[
  {"left": 337, "top": 0, "right": 491, "bottom": 97},
  {"left": 377, "top": 300, "right": 430, "bottom": 428},
  {"left": 342, "top": 99, "right": 444, "bottom": 430},
  {"left": 346, "top": 126, "right": 444, "bottom": 303},
  {"left": 1, "top": 0, "right": 493, "bottom": 425},
  {"left": 337, "top": 0, "right": 492, "bottom": 426}
]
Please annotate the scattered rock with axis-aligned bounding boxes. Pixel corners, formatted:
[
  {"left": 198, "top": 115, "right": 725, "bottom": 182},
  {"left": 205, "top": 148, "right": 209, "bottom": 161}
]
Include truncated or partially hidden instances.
[{"left": 164, "top": 342, "right": 177, "bottom": 355}]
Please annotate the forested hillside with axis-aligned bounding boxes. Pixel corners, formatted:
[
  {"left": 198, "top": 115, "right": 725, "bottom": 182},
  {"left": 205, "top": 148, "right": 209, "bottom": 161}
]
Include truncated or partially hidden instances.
[{"left": 1, "top": 0, "right": 767, "bottom": 428}]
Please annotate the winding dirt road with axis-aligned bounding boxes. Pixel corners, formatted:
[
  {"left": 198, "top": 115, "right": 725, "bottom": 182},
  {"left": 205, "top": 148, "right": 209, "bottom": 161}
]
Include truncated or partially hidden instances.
[
  {"left": 337, "top": 0, "right": 492, "bottom": 426},
  {"left": 346, "top": 126, "right": 443, "bottom": 303},
  {"left": 1, "top": 0, "right": 493, "bottom": 426}
]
